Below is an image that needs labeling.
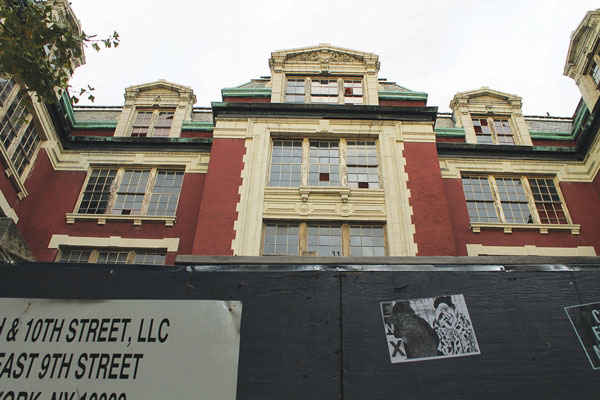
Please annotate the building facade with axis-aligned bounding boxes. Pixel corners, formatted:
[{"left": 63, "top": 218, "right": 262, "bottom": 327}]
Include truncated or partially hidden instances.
[{"left": 1, "top": 3, "right": 600, "bottom": 265}]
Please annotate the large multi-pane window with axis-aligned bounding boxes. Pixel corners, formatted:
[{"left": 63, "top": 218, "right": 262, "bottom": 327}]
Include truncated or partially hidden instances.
[
  {"left": 262, "top": 222, "right": 386, "bottom": 256},
  {"left": 285, "top": 77, "right": 363, "bottom": 104},
  {"left": 269, "top": 139, "right": 379, "bottom": 189},
  {"left": 346, "top": 141, "right": 379, "bottom": 189},
  {"left": 58, "top": 248, "right": 166, "bottom": 265},
  {"left": 472, "top": 117, "right": 515, "bottom": 145},
  {"left": 462, "top": 175, "right": 570, "bottom": 225},
  {"left": 130, "top": 109, "right": 174, "bottom": 137},
  {"left": 591, "top": 62, "right": 600, "bottom": 88},
  {"left": 269, "top": 140, "right": 303, "bottom": 187},
  {"left": 311, "top": 80, "right": 338, "bottom": 103},
  {"left": 77, "top": 168, "right": 184, "bottom": 216},
  {"left": 285, "top": 79, "right": 305, "bottom": 103},
  {"left": 0, "top": 77, "right": 16, "bottom": 106},
  {"left": 308, "top": 141, "right": 340, "bottom": 186},
  {"left": 0, "top": 80, "right": 42, "bottom": 180}
]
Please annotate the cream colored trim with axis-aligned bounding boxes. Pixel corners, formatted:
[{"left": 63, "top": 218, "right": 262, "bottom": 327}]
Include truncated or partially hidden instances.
[
  {"left": 114, "top": 80, "right": 196, "bottom": 137},
  {"left": 449, "top": 87, "right": 532, "bottom": 146},
  {"left": 470, "top": 222, "right": 580, "bottom": 235},
  {"left": 65, "top": 213, "right": 176, "bottom": 226},
  {"left": 439, "top": 126, "right": 600, "bottom": 182},
  {"left": 0, "top": 190, "right": 18, "bottom": 223},
  {"left": 44, "top": 147, "right": 210, "bottom": 173},
  {"left": 49, "top": 235, "right": 180, "bottom": 252},
  {"left": 229, "top": 117, "right": 422, "bottom": 256},
  {"left": 269, "top": 44, "right": 380, "bottom": 105},
  {"left": 466, "top": 244, "right": 596, "bottom": 256}
]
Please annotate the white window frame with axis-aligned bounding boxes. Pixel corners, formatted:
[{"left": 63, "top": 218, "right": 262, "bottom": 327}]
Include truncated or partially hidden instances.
[
  {"left": 462, "top": 174, "right": 580, "bottom": 234},
  {"left": 0, "top": 78, "right": 42, "bottom": 196},
  {"left": 129, "top": 108, "right": 175, "bottom": 137},
  {"left": 472, "top": 116, "right": 516, "bottom": 145},
  {"left": 57, "top": 247, "right": 167, "bottom": 265},
  {"left": 261, "top": 222, "right": 387, "bottom": 257},
  {"left": 268, "top": 138, "right": 380, "bottom": 189},
  {"left": 285, "top": 77, "right": 363, "bottom": 105},
  {"left": 67, "top": 167, "right": 184, "bottom": 226}
]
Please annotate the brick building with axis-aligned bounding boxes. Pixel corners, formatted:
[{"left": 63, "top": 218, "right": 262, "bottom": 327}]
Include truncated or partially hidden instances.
[{"left": 1, "top": 3, "right": 600, "bottom": 265}]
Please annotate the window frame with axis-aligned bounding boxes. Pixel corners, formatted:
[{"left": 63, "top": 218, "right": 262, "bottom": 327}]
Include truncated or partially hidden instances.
[
  {"left": 284, "top": 76, "right": 364, "bottom": 105},
  {"left": 57, "top": 247, "right": 167, "bottom": 265},
  {"left": 261, "top": 221, "right": 387, "bottom": 257},
  {"left": 129, "top": 108, "right": 175, "bottom": 137},
  {"left": 0, "top": 79, "right": 42, "bottom": 194},
  {"left": 462, "top": 174, "right": 579, "bottom": 234},
  {"left": 68, "top": 167, "right": 184, "bottom": 226},
  {"left": 472, "top": 116, "right": 516, "bottom": 145},
  {"left": 268, "top": 138, "right": 381, "bottom": 189}
]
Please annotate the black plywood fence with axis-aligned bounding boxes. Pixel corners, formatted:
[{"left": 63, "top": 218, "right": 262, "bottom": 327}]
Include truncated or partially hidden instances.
[{"left": 1, "top": 262, "right": 599, "bottom": 399}]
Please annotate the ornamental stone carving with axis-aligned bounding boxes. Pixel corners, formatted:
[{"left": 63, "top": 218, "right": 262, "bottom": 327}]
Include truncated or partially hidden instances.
[{"left": 286, "top": 50, "right": 363, "bottom": 63}]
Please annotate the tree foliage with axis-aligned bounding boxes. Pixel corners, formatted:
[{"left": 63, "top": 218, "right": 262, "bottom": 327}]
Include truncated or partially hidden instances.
[{"left": 0, "top": 2, "right": 118, "bottom": 103}]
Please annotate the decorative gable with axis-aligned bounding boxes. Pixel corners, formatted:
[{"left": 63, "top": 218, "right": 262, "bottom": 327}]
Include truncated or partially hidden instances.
[
  {"left": 269, "top": 44, "right": 380, "bottom": 105},
  {"left": 564, "top": 9, "right": 600, "bottom": 111},
  {"left": 114, "top": 80, "right": 196, "bottom": 137},
  {"left": 450, "top": 87, "right": 531, "bottom": 145}
]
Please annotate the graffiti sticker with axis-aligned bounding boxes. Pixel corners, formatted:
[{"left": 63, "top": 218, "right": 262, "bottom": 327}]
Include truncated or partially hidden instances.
[{"left": 380, "top": 294, "right": 480, "bottom": 363}]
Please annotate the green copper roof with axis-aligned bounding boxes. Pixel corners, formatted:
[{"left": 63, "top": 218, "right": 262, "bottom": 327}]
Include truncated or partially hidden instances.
[
  {"left": 378, "top": 90, "right": 428, "bottom": 101},
  {"left": 221, "top": 87, "right": 272, "bottom": 98}
]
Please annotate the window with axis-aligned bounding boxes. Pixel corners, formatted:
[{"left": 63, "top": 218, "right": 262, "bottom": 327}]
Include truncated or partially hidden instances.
[
  {"left": 0, "top": 77, "right": 16, "bottom": 106},
  {"left": 311, "top": 79, "right": 338, "bottom": 103},
  {"left": 462, "top": 175, "right": 570, "bottom": 225},
  {"left": 346, "top": 141, "right": 379, "bottom": 189},
  {"left": 0, "top": 88, "right": 42, "bottom": 179},
  {"left": 262, "top": 222, "right": 386, "bottom": 256},
  {"left": 591, "top": 62, "right": 600, "bottom": 88},
  {"left": 285, "top": 77, "right": 363, "bottom": 104},
  {"left": 58, "top": 248, "right": 166, "bottom": 265},
  {"left": 309, "top": 141, "right": 340, "bottom": 186},
  {"left": 269, "top": 139, "right": 379, "bottom": 189},
  {"left": 472, "top": 117, "right": 514, "bottom": 145},
  {"left": 343, "top": 80, "right": 363, "bottom": 104},
  {"left": 130, "top": 109, "right": 174, "bottom": 137},
  {"left": 285, "top": 79, "right": 305, "bottom": 103},
  {"left": 77, "top": 168, "right": 183, "bottom": 216}
]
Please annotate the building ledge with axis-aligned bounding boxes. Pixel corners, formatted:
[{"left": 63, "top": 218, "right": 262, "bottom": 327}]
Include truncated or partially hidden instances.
[
  {"left": 174, "top": 255, "right": 600, "bottom": 269},
  {"left": 66, "top": 213, "right": 176, "bottom": 226},
  {"left": 470, "top": 222, "right": 580, "bottom": 235}
]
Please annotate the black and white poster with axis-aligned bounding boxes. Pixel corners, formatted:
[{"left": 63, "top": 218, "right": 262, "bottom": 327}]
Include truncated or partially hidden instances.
[
  {"left": 380, "top": 294, "right": 480, "bottom": 363},
  {"left": 565, "top": 301, "right": 600, "bottom": 369}
]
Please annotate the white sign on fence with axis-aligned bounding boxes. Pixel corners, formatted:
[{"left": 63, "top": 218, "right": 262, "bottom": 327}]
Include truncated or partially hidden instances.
[{"left": 0, "top": 298, "right": 242, "bottom": 400}]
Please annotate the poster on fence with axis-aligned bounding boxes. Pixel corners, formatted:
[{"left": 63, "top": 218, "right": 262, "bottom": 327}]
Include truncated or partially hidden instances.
[{"left": 380, "top": 294, "right": 480, "bottom": 363}]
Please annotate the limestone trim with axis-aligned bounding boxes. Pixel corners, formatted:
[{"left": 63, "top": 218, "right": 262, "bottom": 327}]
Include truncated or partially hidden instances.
[
  {"left": 466, "top": 244, "right": 596, "bottom": 256},
  {"left": 269, "top": 44, "right": 380, "bottom": 105},
  {"left": 229, "top": 117, "right": 419, "bottom": 256},
  {"left": 65, "top": 213, "right": 176, "bottom": 227},
  {"left": 45, "top": 147, "right": 210, "bottom": 173},
  {"left": 263, "top": 187, "right": 386, "bottom": 220},
  {"left": 49, "top": 234, "right": 180, "bottom": 252},
  {"left": 564, "top": 9, "right": 600, "bottom": 111},
  {"left": 449, "top": 87, "right": 532, "bottom": 146},
  {"left": 0, "top": 190, "right": 18, "bottom": 223},
  {"left": 470, "top": 222, "right": 580, "bottom": 235},
  {"left": 439, "top": 124, "right": 600, "bottom": 183},
  {"left": 114, "top": 80, "right": 196, "bottom": 138}
]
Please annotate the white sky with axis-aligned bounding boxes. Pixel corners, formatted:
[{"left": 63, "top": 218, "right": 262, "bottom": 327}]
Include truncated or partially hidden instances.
[{"left": 68, "top": 1, "right": 598, "bottom": 117}]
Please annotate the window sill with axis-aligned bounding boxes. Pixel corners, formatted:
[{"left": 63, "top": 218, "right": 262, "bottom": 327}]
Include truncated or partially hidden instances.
[
  {"left": 470, "top": 222, "right": 580, "bottom": 235},
  {"left": 66, "top": 213, "right": 176, "bottom": 226}
]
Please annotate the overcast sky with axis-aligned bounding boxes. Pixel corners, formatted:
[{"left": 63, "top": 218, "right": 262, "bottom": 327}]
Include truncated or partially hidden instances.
[{"left": 68, "top": 1, "right": 598, "bottom": 117}]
